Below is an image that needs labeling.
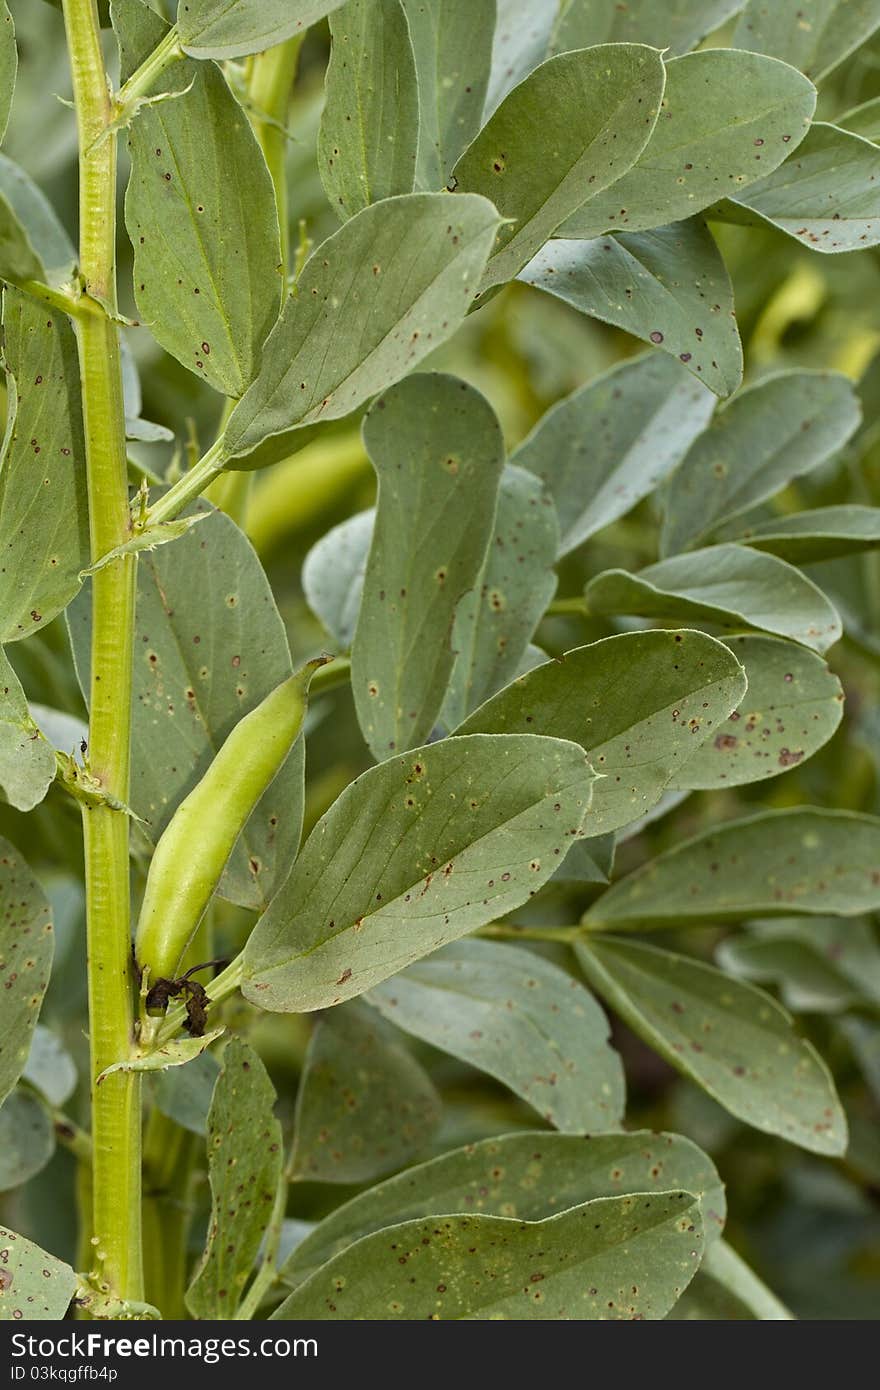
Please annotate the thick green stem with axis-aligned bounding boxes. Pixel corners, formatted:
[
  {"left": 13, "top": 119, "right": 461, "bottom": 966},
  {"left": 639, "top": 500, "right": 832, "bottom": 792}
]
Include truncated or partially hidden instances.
[
  {"left": 62, "top": 0, "right": 142, "bottom": 1303},
  {"left": 114, "top": 24, "right": 184, "bottom": 113},
  {"left": 248, "top": 37, "right": 304, "bottom": 286}
]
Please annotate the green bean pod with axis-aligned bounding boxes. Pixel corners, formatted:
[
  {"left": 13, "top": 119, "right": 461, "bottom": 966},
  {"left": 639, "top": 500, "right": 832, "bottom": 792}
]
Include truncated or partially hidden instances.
[{"left": 135, "top": 656, "right": 330, "bottom": 993}]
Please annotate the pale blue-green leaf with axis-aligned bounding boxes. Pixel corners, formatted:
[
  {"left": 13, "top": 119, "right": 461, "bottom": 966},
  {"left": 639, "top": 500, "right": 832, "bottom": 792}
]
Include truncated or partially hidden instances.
[
  {"left": 552, "top": 0, "right": 746, "bottom": 57},
  {"left": 441, "top": 466, "right": 558, "bottom": 730},
  {"left": 0, "top": 289, "right": 89, "bottom": 643},
  {"left": 585, "top": 544, "right": 843, "bottom": 653},
  {"left": 452, "top": 45, "right": 666, "bottom": 291},
  {"left": 661, "top": 370, "right": 861, "bottom": 554},
  {"left": 521, "top": 219, "right": 742, "bottom": 398},
  {"left": 290, "top": 1000, "right": 441, "bottom": 1184},
  {"left": 351, "top": 374, "right": 505, "bottom": 760},
  {"left": 722, "top": 123, "right": 880, "bottom": 252},
  {"left": 0, "top": 4, "right": 15, "bottom": 145},
  {"left": 0, "top": 838, "right": 53, "bottom": 1107},
  {"left": 123, "top": 8, "right": 281, "bottom": 397},
  {"left": 716, "top": 917, "right": 880, "bottom": 1013},
  {"left": 585, "top": 807, "right": 880, "bottom": 928},
  {"left": 242, "top": 734, "right": 596, "bottom": 1012},
  {"left": 223, "top": 193, "right": 502, "bottom": 462},
  {"left": 836, "top": 94, "right": 880, "bottom": 142},
  {"left": 370, "top": 938, "right": 624, "bottom": 1131},
  {"left": 732, "top": 504, "right": 880, "bottom": 562},
  {"left": 67, "top": 505, "right": 304, "bottom": 911},
  {"left": 282, "top": 1128, "right": 725, "bottom": 1289},
  {"left": 484, "top": 0, "right": 555, "bottom": 114},
  {"left": 669, "top": 633, "right": 844, "bottom": 789},
  {"left": 0, "top": 1089, "right": 54, "bottom": 1191},
  {"left": 576, "top": 936, "right": 847, "bottom": 1154},
  {"left": 319, "top": 0, "right": 419, "bottom": 218},
  {"left": 97, "top": 1027, "right": 224, "bottom": 1082},
  {"left": 30, "top": 703, "right": 88, "bottom": 756},
  {"left": 21, "top": 1025, "right": 76, "bottom": 1107},
  {"left": 0, "top": 152, "right": 75, "bottom": 282},
  {"left": 512, "top": 354, "right": 715, "bottom": 556},
  {"left": 0, "top": 648, "right": 55, "bottom": 812},
  {"left": 402, "top": 0, "right": 496, "bottom": 188},
  {"left": 733, "top": 0, "right": 880, "bottom": 82},
  {"left": 275, "top": 1191, "right": 704, "bottom": 1319},
  {"left": 0, "top": 1225, "right": 77, "bottom": 1321},
  {"left": 186, "top": 1039, "right": 282, "bottom": 1319},
  {"left": 178, "top": 0, "right": 349, "bottom": 59},
  {"left": 458, "top": 630, "right": 747, "bottom": 834},
  {"left": 302, "top": 507, "right": 373, "bottom": 649},
  {"left": 559, "top": 51, "right": 816, "bottom": 239}
]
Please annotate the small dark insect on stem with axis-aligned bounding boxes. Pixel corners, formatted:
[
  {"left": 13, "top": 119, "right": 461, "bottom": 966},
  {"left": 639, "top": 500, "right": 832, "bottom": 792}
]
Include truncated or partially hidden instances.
[{"left": 144, "top": 957, "right": 229, "bottom": 1036}]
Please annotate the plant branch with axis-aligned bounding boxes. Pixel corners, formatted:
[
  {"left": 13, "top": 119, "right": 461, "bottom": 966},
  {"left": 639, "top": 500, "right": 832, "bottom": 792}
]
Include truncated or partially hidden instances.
[
  {"left": 61, "top": 0, "right": 142, "bottom": 1305},
  {"left": 114, "top": 24, "right": 184, "bottom": 113},
  {"left": 144, "top": 436, "right": 227, "bottom": 526}
]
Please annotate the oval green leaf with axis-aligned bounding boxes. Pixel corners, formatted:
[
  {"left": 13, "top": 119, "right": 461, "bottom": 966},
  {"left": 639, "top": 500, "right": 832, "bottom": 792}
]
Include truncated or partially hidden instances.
[
  {"left": 178, "top": 0, "right": 349, "bottom": 59},
  {"left": 521, "top": 219, "right": 743, "bottom": 399},
  {"left": 370, "top": 938, "right": 624, "bottom": 1131},
  {"left": 458, "top": 630, "right": 747, "bottom": 834},
  {"left": 733, "top": 0, "right": 880, "bottom": 82},
  {"left": 551, "top": 0, "right": 746, "bottom": 57},
  {"left": 0, "top": 1225, "right": 77, "bottom": 1321},
  {"left": 585, "top": 807, "right": 880, "bottom": 928},
  {"left": 576, "top": 936, "right": 847, "bottom": 1154},
  {"left": 585, "top": 544, "right": 843, "bottom": 653},
  {"left": 0, "top": 1089, "right": 54, "bottom": 1191},
  {"left": 0, "top": 838, "right": 53, "bottom": 1108},
  {"left": 0, "top": 648, "right": 55, "bottom": 812},
  {"left": 733, "top": 504, "right": 880, "bottom": 562},
  {"left": 242, "top": 733, "right": 596, "bottom": 1012},
  {"left": 402, "top": 0, "right": 496, "bottom": 189},
  {"left": 21, "top": 1025, "right": 77, "bottom": 1108}
]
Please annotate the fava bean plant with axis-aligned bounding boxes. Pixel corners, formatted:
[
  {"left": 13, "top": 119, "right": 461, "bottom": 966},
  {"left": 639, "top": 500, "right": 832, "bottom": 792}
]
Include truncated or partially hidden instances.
[{"left": 0, "top": 0, "right": 879, "bottom": 1323}]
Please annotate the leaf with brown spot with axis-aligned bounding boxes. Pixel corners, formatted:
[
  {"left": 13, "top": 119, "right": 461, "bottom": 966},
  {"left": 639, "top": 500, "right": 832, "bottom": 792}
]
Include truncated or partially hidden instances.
[
  {"left": 0, "top": 648, "right": 55, "bottom": 812},
  {"left": 0, "top": 838, "right": 53, "bottom": 1108},
  {"left": 0, "top": 1225, "right": 77, "bottom": 1321},
  {"left": 185, "top": 1038, "right": 283, "bottom": 1320}
]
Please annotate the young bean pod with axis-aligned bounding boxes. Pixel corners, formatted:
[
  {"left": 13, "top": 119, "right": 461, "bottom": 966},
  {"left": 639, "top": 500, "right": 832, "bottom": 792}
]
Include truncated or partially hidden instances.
[{"left": 135, "top": 656, "right": 330, "bottom": 994}]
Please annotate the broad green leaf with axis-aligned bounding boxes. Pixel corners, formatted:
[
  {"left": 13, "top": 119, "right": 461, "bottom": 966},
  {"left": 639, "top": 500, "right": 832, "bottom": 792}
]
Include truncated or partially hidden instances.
[
  {"left": 0, "top": 647, "right": 55, "bottom": 812},
  {"left": 716, "top": 917, "right": 880, "bottom": 1012},
  {"left": 559, "top": 51, "right": 816, "bottom": 240},
  {"left": 458, "top": 630, "right": 747, "bottom": 834},
  {"left": 441, "top": 466, "right": 558, "bottom": 729},
  {"left": 401, "top": 0, "right": 496, "bottom": 188},
  {"left": 485, "top": 0, "right": 556, "bottom": 114},
  {"left": 242, "top": 733, "right": 596, "bottom": 1012},
  {"left": 290, "top": 1001, "right": 441, "bottom": 1184},
  {"left": 21, "top": 1025, "right": 76, "bottom": 1108},
  {"left": 319, "top": 0, "right": 419, "bottom": 218},
  {"left": 0, "top": 838, "right": 53, "bottom": 1107},
  {"left": 178, "top": 0, "right": 349, "bottom": 59},
  {"left": 68, "top": 505, "right": 304, "bottom": 911},
  {"left": 511, "top": 354, "right": 715, "bottom": 556},
  {"left": 152, "top": 1050, "right": 220, "bottom": 1137},
  {"left": 661, "top": 370, "right": 861, "bottom": 554},
  {"left": 0, "top": 196, "right": 40, "bottom": 285},
  {"left": 186, "top": 1039, "right": 282, "bottom": 1320},
  {"left": 0, "top": 289, "right": 89, "bottom": 643},
  {"left": 282, "top": 1128, "right": 725, "bottom": 1288},
  {"left": 724, "top": 123, "right": 880, "bottom": 252},
  {"left": 0, "top": 4, "right": 15, "bottom": 146},
  {"left": 0, "top": 153, "right": 75, "bottom": 282},
  {"left": 98, "top": 1027, "right": 224, "bottom": 1081},
  {"left": 222, "top": 193, "right": 502, "bottom": 463},
  {"left": 122, "top": 7, "right": 281, "bottom": 397},
  {"left": 585, "top": 544, "right": 842, "bottom": 653},
  {"left": 552, "top": 0, "right": 746, "bottom": 57},
  {"left": 302, "top": 507, "right": 373, "bottom": 649},
  {"left": 452, "top": 45, "right": 666, "bottom": 292},
  {"left": 275, "top": 1191, "right": 704, "bottom": 1319},
  {"left": 670, "top": 634, "right": 844, "bottom": 789},
  {"left": 733, "top": 0, "right": 880, "bottom": 82},
  {"left": 553, "top": 832, "right": 616, "bottom": 884},
  {"left": 370, "top": 939, "right": 625, "bottom": 1131},
  {"left": 576, "top": 937, "right": 847, "bottom": 1154},
  {"left": 351, "top": 374, "right": 505, "bottom": 760},
  {"left": 836, "top": 94, "right": 880, "bottom": 142},
  {"left": 521, "top": 219, "right": 743, "bottom": 399},
  {"left": 0, "top": 1089, "right": 54, "bottom": 1191},
  {"left": 0, "top": 1226, "right": 77, "bottom": 1321},
  {"left": 671, "top": 1239, "right": 793, "bottom": 1320},
  {"left": 733, "top": 504, "right": 880, "bottom": 562},
  {"left": 585, "top": 807, "right": 880, "bottom": 928}
]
